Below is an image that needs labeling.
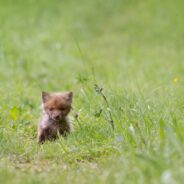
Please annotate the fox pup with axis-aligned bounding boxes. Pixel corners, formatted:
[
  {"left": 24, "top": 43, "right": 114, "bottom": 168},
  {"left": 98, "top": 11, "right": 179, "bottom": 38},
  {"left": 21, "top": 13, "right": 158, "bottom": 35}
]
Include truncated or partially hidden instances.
[{"left": 37, "top": 91, "right": 73, "bottom": 143}]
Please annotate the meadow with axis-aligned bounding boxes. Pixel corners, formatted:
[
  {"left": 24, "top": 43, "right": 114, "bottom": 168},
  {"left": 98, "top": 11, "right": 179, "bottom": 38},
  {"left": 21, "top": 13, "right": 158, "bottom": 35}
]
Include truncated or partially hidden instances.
[{"left": 0, "top": 0, "right": 184, "bottom": 183}]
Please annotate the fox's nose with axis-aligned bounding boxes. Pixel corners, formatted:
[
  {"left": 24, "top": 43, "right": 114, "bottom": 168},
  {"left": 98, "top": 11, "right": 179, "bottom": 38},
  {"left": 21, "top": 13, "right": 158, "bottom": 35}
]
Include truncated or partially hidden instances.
[{"left": 55, "top": 115, "right": 60, "bottom": 120}]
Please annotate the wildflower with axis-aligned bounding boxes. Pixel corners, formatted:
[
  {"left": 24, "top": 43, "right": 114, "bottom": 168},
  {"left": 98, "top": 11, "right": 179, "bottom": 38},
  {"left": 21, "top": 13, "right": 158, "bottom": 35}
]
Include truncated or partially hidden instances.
[
  {"left": 161, "top": 170, "right": 174, "bottom": 184},
  {"left": 129, "top": 124, "right": 135, "bottom": 137},
  {"left": 173, "top": 77, "right": 179, "bottom": 83}
]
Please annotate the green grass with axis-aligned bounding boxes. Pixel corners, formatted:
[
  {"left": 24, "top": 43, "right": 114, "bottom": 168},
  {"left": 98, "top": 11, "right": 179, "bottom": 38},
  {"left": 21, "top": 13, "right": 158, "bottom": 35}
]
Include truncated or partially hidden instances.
[{"left": 0, "top": 0, "right": 184, "bottom": 183}]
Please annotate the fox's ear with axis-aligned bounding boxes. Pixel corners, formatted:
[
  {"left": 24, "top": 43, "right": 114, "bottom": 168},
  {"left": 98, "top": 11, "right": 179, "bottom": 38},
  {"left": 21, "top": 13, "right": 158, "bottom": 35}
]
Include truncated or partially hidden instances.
[
  {"left": 66, "top": 91, "right": 73, "bottom": 103},
  {"left": 42, "top": 91, "right": 50, "bottom": 103}
]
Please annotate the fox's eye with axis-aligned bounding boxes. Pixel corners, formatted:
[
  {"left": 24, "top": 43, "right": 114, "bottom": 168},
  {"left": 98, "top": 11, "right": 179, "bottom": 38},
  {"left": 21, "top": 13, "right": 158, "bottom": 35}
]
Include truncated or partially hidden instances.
[
  {"left": 49, "top": 107, "right": 54, "bottom": 111},
  {"left": 60, "top": 107, "right": 65, "bottom": 111}
]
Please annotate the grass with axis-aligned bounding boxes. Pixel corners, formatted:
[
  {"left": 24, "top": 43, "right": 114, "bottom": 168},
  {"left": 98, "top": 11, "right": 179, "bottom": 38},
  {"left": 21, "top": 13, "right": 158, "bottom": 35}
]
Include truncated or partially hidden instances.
[{"left": 0, "top": 0, "right": 184, "bottom": 183}]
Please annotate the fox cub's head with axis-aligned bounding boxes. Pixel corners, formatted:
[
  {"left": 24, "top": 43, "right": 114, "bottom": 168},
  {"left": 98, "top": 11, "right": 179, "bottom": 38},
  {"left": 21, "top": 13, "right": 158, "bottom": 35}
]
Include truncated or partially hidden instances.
[{"left": 42, "top": 91, "right": 73, "bottom": 121}]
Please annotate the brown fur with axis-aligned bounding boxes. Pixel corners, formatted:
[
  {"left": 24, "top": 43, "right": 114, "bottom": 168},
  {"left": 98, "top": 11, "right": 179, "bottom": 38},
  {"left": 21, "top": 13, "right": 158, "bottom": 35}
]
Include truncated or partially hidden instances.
[{"left": 37, "top": 91, "right": 73, "bottom": 143}]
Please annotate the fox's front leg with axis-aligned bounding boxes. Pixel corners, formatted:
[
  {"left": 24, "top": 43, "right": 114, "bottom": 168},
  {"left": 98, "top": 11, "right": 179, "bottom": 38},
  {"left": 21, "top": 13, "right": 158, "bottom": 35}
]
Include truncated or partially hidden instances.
[{"left": 37, "top": 128, "right": 45, "bottom": 144}]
